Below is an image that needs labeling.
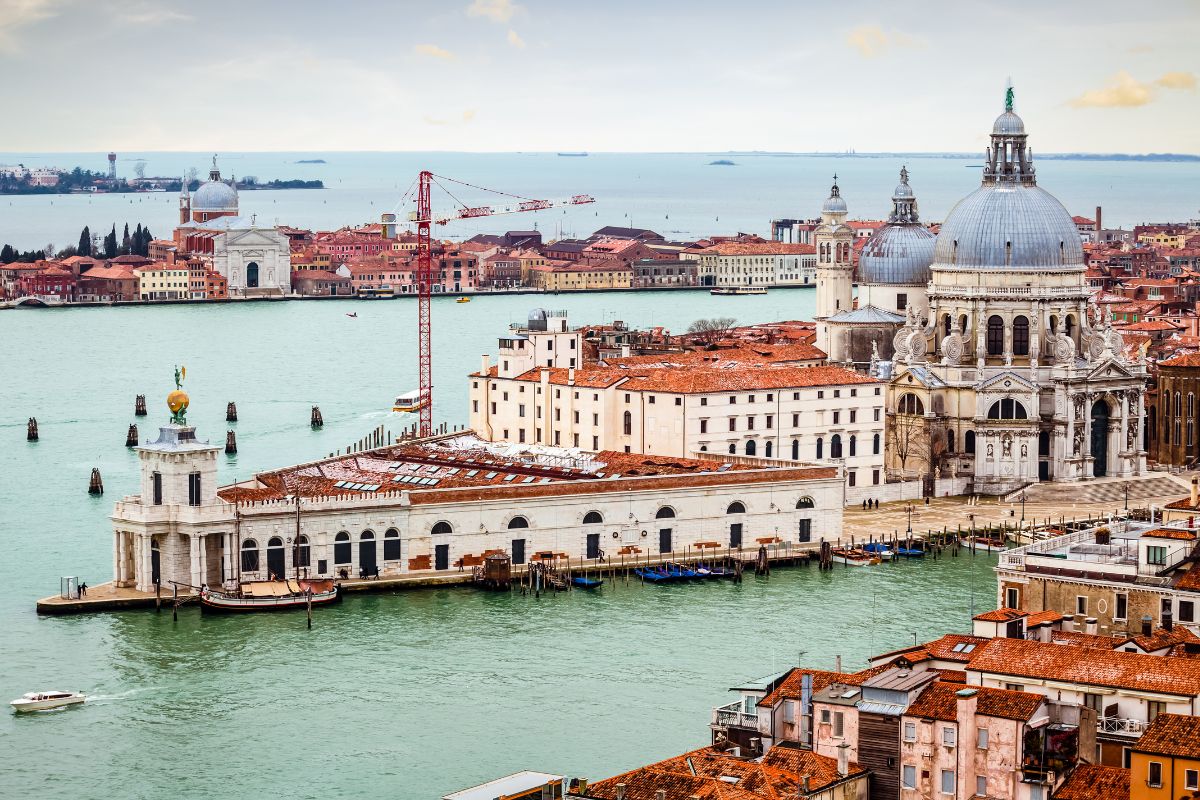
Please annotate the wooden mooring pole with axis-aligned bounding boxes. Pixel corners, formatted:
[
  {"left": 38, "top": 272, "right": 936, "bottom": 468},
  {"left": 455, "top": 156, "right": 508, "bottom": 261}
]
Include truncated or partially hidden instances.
[
  {"left": 134, "top": 394, "right": 147, "bottom": 416},
  {"left": 88, "top": 468, "right": 104, "bottom": 495},
  {"left": 26, "top": 417, "right": 38, "bottom": 441},
  {"left": 226, "top": 402, "right": 238, "bottom": 422},
  {"left": 225, "top": 430, "right": 237, "bottom": 454},
  {"left": 126, "top": 424, "right": 139, "bottom": 447},
  {"left": 311, "top": 406, "right": 324, "bottom": 428}
]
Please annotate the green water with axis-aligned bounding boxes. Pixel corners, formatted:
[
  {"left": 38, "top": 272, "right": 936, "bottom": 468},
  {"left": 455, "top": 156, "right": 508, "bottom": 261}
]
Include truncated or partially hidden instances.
[{"left": 0, "top": 292, "right": 996, "bottom": 798}]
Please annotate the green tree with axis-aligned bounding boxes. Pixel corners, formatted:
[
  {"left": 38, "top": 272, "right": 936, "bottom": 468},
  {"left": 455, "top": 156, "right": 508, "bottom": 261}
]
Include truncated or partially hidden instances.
[
  {"left": 78, "top": 225, "right": 91, "bottom": 257},
  {"left": 121, "top": 223, "right": 131, "bottom": 255},
  {"left": 103, "top": 224, "right": 117, "bottom": 259},
  {"left": 0, "top": 244, "right": 15, "bottom": 263}
]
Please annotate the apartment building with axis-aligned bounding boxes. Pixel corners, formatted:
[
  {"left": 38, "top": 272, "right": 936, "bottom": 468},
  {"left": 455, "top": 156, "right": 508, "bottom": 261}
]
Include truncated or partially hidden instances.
[
  {"left": 469, "top": 312, "right": 886, "bottom": 494},
  {"left": 682, "top": 241, "right": 817, "bottom": 287}
]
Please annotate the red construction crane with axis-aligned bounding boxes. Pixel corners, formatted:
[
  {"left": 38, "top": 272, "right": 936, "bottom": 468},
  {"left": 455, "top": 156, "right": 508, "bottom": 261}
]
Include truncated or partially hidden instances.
[{"left": 405, "top": 170, "right": 595, "bottom": 438}]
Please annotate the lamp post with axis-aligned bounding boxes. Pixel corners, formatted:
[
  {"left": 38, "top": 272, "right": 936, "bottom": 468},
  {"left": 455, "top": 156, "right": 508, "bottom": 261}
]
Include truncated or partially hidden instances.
[
  {"left": 906, "top": 503, "right": 914, "bottom": 535},
  {"left": 1124, "top": 481, "right": 1130, "bottom": 511},
  {"left": 1018, "top": 490, "right": 1027, "bottom": 530}
]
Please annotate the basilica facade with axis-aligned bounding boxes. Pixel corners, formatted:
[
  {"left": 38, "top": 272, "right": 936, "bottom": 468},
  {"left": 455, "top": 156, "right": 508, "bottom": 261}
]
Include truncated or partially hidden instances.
[{"left": 815, "top": 93, "right": 1148, "bottom": 495}]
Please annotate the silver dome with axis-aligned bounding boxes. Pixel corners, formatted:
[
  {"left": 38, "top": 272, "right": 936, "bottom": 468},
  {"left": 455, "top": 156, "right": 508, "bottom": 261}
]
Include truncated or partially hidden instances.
[
  {"left": 193, "top": 179, "right": 238, "bottom": 211},
  {"left": 933, "top": 185, "right": 1084, "bottom": 271},
  {"left": 859, "top": 223, "right": 936, "bottom": 285},
  {"left": 992, "top": 110, "right": 1025, "bottom": 135},
  {"left": 893, "top": 181, "right": 914, "bottom": 199},
  {"left": 821, "top": 177, "right": 847, "bottom": 214}
]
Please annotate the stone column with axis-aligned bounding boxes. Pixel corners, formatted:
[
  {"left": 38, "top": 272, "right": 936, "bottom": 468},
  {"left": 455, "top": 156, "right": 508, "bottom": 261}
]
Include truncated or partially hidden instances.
[
  {"left": 112, "top": 531, "right": 121, "bottom": 587},
  {"left": 189, "top": 533, "right": 201, "bottom": 590},
  {"left": 1082, "top": 394, "right": 1093, "bottom": 478},
  {"left": 1136, "top": 391, "right": 1147, "bottom": 474},
  {"left": 1120, "top": 391, "right": 1131, "bottom": 476},
  {"left": 197, "top": 533, "right": 208, "bottom": 587},
  {"left": 138, "top": 533, "right": 152, "bottom": 592}
]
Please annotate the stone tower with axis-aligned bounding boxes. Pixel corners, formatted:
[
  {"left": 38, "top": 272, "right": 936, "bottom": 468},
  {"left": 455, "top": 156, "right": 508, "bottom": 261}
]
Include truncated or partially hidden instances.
[{"left": 814, "top": 176, "right": 855, "bottom": 355}]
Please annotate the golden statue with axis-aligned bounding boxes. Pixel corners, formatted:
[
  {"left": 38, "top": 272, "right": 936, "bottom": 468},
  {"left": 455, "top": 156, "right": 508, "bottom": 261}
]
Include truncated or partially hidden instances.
[{"left": 167, "top": 365, "right": 189, "bottom": 425}]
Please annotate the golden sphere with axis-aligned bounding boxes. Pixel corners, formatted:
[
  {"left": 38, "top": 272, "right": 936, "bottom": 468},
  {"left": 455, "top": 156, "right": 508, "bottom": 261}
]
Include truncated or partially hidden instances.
[{"left": 167, "top": 389, "right": 190, "bottom": 414}]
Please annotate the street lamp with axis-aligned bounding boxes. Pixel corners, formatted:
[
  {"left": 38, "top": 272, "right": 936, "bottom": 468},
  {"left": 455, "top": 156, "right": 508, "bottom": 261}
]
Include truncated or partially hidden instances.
[
  {"left": 906, "top": 503, "right": 914, "bottom": 535},
  {"left": 1018, "top": 491, "right": 1027, "bottom": 529},
  {"left": 1124, "top": 481, "right": 1130, "bottom": 512}
]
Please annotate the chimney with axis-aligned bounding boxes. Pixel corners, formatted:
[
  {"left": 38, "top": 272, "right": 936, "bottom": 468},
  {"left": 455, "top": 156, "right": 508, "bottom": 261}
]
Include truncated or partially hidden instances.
[
  {"left": 1164, "top": 607, "right": 1174, "bottom": 631},
  {"left": 1191, "top": 476, "right": 1198, "bottom": 508},
  {"left": 1085, "top": 617, "right": 1098, "bottom": 635},
  {"left": 568, "top": 367, "right": 576, "bottom": 386},
  {"left": 836, "top": 742, "right": 849, "bottom": 777},
  {"left": 750, "top": 736, "right": 760, "bottom": 754},
  {"left": 803, "top": 776, "right": 811, "bottom": 795},
  {"left": 1142, "top": 615, "right": 1153, "bottom": 637},
  {"left": 616, "top": 784, "right": 626, "bottom": 800},
  {"left": 481, "top": 354, "right": 490, "bottom": 375},
  {"left": 1095, "top": 205, "right": 1102, "bottom": 235},
  {"left": 655, "top": 791, "right": 666, "bottom": 800},
  {"left": 835, "top": 655, "right": 842, "bottom": 674}
]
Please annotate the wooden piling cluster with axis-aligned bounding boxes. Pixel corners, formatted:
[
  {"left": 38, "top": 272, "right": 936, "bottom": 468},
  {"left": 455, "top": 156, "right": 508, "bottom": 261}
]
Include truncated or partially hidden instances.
[
  {"left": 226, "top": 402, "right": 238, "bottom": 422},
  {"left": 134, "top": 395, "right": 147, "bottom": 416},
  {"left": 88, "top": 468, "right": 104, "bottom": 495},
  {"left": 310, "top": 406, "right": 323, "bottom": 428},
  {"left": 225, "top": 430, "right": 237, "bottom": 454},
  {"left": 26, "top": 417, "right": 38, "bottom": 441},
  {"left": 126, "top": 424, "right": 139, "bottom": 447}
]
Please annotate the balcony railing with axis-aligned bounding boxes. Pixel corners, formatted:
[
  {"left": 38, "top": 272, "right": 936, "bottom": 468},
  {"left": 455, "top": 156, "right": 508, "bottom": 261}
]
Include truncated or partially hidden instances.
[
  {"left": 1099, "top": 716, "right": 1149, "bottom": 737},
  {"left": 712, "top": 701, "right": 759, "bottom": 730}
]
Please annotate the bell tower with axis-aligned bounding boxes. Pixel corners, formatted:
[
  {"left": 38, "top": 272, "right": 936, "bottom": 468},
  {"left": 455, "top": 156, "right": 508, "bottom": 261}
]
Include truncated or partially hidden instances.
[
  {"left": 814, "top": 176, "right": 855, "bottom": 354},
  {"left": 178, "top": 175, "right": 191, "bottom": 225}
]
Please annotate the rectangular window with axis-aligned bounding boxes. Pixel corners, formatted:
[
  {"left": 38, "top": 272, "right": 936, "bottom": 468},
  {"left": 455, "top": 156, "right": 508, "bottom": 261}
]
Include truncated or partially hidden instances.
[
  {"left": 902, "top": 765, "right": 917, "bottom": 790},
  {"left": 943, "top": 727, "right": 956, "bottom": 747},
  {"left": 675, "top": 397, "right": 682, "bottom": 406},
  {"left": 820, "top": 708, "right": 831, "bottom": 724},
  {"left": 832, "top": 411, "right": 840, "bottom": 425},
  {"left": 941, "top": 770, "right": 955, "bottom": 795},
  {"left": 1115, "top": 592, "right": 1128, "bottom": 621},
  {"left": 729, "top": 418, "right": 736, "bottom": 432},
  {"left": 818, "top": 390, "right": 824, "bottom": 399},
  {"left": 833, "top": 711, "right": 844, "bottom": 737},
  {"left": 897, "top": 292, "right": 908, "bottom": 310},
  {"left": 850, "top": 409, "right": 857, "bottom": 423},
  {"left": 903, "top": 722, "right": 916, "bottom": 742},
  {"left": 1185, "top": 770, "right": 1198, "bottom": 791},
  {"left": 1181, "top": 600, "right": 1196, "bottom": 623},
  {"left": 873, "top": 469, "right": 880, "bottom": 485},
  {"left": 848, "top": 472, "right": 856, "bottom": 487},
  {"left": 1006, "top": 587, "right": 1019, "bottom": 609},
  {"left": 1148, "top": 701, "right": 1166, "bottom": 722},
  {"left": 701, "top": 398, "right": 707, "bottom": 406},
  {"left": 518, "top": 429, "right": 526, "bottom": 443},
  {"left": 747, "top": 417, "right": 755, "bottom": 431},
  {"left": 187, "top": 472, "right": 201, "bottom": 507},
  {"left": 976, "top": 776, "right": 987, "bottom": 797},
  {"left": 649, "top": 396, "right": 655, "bottom": 404},
  {"left": 1005, "top": 683, "right": 1024, "bottom": 692},
  {"left": 729, "top": 396, "right": 736, "bottom": 404},
  {"left": 977, "top": 728, "right": 988, "bottom": 749},
  {"left": 1149, "top": 762, "right": 1163, "bottom": 788},
  {"left": 1147, "top": 545, "right": 1167, "bottom": 566},
  {"left": 700, "top": 419, "right": 708, "bottom": 434},
  {"left": 798, "top": 519, "right": 812, "bottom": 542},
  {"left": 518, "top": 404, "right": 526, "bottom": 418},
  {"left": 1083, "top": 693, "right": 1103, "bottom": 713},
  {"left": 1076, "top": 596, "right": 1087, "bottom": 616},
  {"left": 152, "top": 472, "right": 163, "bottom": 505},
  {"left": 766, "top": 415, "right": 773, "bottom": 429},
  {"left": 792, "top": 413, "right": 800, "bottom": 427},
  {"left": 592, "top": 436, "right": 598, "bottom": 450}
]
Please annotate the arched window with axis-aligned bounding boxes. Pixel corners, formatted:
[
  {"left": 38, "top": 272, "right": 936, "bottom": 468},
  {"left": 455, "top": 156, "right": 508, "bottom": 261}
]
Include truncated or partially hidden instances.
[
  {"left": 334, "top": 531, "right": 351, "bottom": 565},
  {"left": 898, "top": 393, "right": 924, "bottom": 415},
  {"left": 946, "top": 430, "right": 955, "bottom": 453},
  {"left": 830, "top": 434, "right": 843, "bottom": 459},
  {"left": 1049, "top": 314, "right": 1058, "bottom": 335},
  {"left": 1065, "top": 315, "right": 1076, "bottom": 338},
  {"left": 848, "top": 435, "right": 856, "bottom": 457},
  {"left": 656, "top": 506, "right": 676, "bottom": 519},
  {"left": 582, "top": 511, "right": 603, "bottom": 525},
  {"left": 943, "top": 315, "right": 952, "bottom": 337},
  {"left": 728, "top": 443, "right": 737, "bottom": 454},
  {"left": 360, "top": 530, "right": 375, "bottom": 541},
  {"left": 965, "top": 430, "right": 976, "bottom": 454},
  {"left": 266, "top": 536, "right": 285, "bottom": 579},
  {"left": 746, "top": 440, "right": 757, "bottom": 456},
  {"left": 431, "top": 521, "right": 453, "bottom": 535},
  {"left": 727, "top": 502, "right": 745, "bottom": 514},
  {"left": 622, "top": 411, "right": 632, "bottom": 436},
  {"left": 959, "top": 314, "right": 969, "bottom": 335},
  {"left": 987, "top": 315, "right": 1004, "bottom": 356},
  {"left": 296, "top": 534, "right": 311, "bottom": 568},
  {"left": 507, "top": 516, "right": 529, "bottom": 529},
  {"left": 987, "top": 399, "right": 1028, "bottom": 420},
  {"left": 384, "top": 528, "right": 401, "bottom": 560},
  {"left": 873, "top": 433, "right": 881, "bottom": 455},
  {"left": 1012, "top": 316, "right": 1029, "bottom": 356},
  {"left": 765, "top": 441, "right": 773, "bottom": 458},
  {"left": 796, "top": 497, "right": 815, "bottom": 509},
  {"left": 816, "top": 437, "right": 824, "bottom": 460},
  {"left": 241, "top": 539, "right": 259, "bottom": 572},
  {"left": 791, "top": 439, "right": 799, "bottom": 460}
]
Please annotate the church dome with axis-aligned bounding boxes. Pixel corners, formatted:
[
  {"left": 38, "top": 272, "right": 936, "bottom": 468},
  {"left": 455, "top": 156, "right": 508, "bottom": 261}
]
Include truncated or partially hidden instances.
[
  {"left": 821, "top": 177, "right": 847, "bottom": 214},
  {"left": 859, "top": 167, "right": 935, "bottom": 285},
  {"left": 193, "top": 179, "right": 238, "bottom": 211},
  {"left": 933, "top": 186, "right": 1083, "bottom": 270},
  {"left": 932, "top": 89, "right": 1083, "bottom": 272}
]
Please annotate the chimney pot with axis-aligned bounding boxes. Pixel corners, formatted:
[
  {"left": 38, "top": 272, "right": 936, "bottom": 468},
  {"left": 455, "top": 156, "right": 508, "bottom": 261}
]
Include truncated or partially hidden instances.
[
  {"left": 655, "top": 790, "right": 666, "bottom": 800},
  {"left": 803, "top": 775, "right": 811, "bottom": 795},
  {"left": 1142, "top": 615, "right": 1153, "bottom": 637},
  {"left": 616, "top": 784, "right": 626, "bottom": 800},
  {"left": 1191, "top": 476, "right": 1198, "bottom": 508},
  {"left": 837, "top": 742, "right": 849, "bottom": 777},
  {"left": 1164, "top": 609, "right": 1174, "bottom": 631},
  {"left": 1085, "top": 617, "right": 1098, "bottom": 635}
]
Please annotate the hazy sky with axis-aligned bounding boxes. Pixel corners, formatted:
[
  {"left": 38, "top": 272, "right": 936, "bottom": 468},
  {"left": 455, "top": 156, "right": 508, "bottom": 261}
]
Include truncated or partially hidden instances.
[{"left": 1, "top": 0, "right": 1197, "bottom": 153}]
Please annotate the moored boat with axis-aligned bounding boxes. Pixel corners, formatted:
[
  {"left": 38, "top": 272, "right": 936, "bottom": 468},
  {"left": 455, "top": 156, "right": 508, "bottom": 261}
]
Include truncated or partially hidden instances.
[
  {"left": 10, "top": 690, "right": 86, "bottom": 713},
  {"left": 456, "top": 296, "right": 471, "bottom": 304},
  {"left": 963, "top": 536, "right": 1008, "bottom": 552},
  {"left": 861, "top": 542, "right": 895, "bottom": 560},
  {"left": 571, "top": 576, "right": 603, "bottom": 589},
  {"left": 634, "top": 567, "right": 673, "bottom": 583},
  {"left": 199, "top": 579, "right": 339, "bottom": 613},
  {"left": 830, "top": 547, "right": 880, "bottom": 566},
  {"left": 710, "top": 286, "right": 767, "bottom": 296},
  {"left": 894, "top": 546, "right": 925, "bottom": 557}
]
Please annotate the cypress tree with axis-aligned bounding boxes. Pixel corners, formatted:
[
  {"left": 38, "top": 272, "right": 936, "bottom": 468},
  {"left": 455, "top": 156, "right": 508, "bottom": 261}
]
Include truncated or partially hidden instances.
[
  {"left": 134, "top": 224, "right": 145, "bottom": 256},
  {"left": 0, "top": 244, "right": 14, "bottom": 263},
  {"left": 121, "top": 223, "right": 131, "bottom": 255},
  {"left": 78, "top": 226, "right": 91, "bottom": 257},
  {"left": 103, "top": 224, "right": 117, "bottom": 259}
]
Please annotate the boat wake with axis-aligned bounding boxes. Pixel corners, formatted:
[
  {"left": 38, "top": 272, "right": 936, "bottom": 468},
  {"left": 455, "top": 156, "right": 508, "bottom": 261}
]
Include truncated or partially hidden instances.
[{"left": 84, "top": 687, "right": 159, "bottom": 704}]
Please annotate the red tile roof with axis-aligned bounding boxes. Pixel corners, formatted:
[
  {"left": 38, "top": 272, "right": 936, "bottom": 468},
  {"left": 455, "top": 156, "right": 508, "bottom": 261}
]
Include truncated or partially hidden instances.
[
  {"left": 1026, "top": 610, "right": 1064, "bottom": 627},
  {"left": 1142, "top": 527, "right": 1197, "bottom": 541},
  {"left": 758, "top": 666, "right": 889, "bottom": 708},
  {"left": 904, "top": 682, "right": 1044, "bottom": 722},
  {"left": 1119, "top": 625, "right": 1200, "bottom": 652},
  {"left": 1052, "top": 765, "right": 1130, "bottom": 800},
  {"left": 1133, "top": 713, "right": 1200, "bottom": 758},
  {"left": 973, "top": 608, "right": 1027, "bottom": 622},
  {"left": 966, "top": 637, "right": 1200, "bottom": 696}
]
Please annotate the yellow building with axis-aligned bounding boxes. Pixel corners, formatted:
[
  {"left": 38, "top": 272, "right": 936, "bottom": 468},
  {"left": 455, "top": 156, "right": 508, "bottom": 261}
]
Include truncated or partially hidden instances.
[
  {"left": 1129, "top": 714, "right": 1200, "bottom": 800},
  {"left": 530, "top": 262, "right": 631, "bottom": 291},
  {"left": 1138, "top": 232, "right": 1191, "bottom": 249},
  {"left": 134, "top": 264, "right": 190, "bottom": 300}
]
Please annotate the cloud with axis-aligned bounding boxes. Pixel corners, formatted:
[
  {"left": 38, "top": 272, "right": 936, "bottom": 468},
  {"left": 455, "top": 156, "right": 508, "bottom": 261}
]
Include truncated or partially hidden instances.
[
  {"left": 1127, "top": 44, "right": 1154, "bottom": 55},
  {"left": 0, "top": 0, "right": 62, "bottom": 52},
  {"left": 467, "top": 0, "right": 517, "bottom": 23},
  {"left": 1156, "top": 71, "right": 1197, "bottom": 90},
  {"left": 124, "top": 7, "right": 193, "bottom": 25},
  {"left": 1069, "top": 70, "right": 1196, "bottom": 108},
  {"left": 845, "top": 25, "right": 920, "bottom": 58},
  {"left": 506, "top": 28, "right": 525, "bottom": 49},
  {"left": 414, "top": 43, "right": 455, "bottom": 60}
]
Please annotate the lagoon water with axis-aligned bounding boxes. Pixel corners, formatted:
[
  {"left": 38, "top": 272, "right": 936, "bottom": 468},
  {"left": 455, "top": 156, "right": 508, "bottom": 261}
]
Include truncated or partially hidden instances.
[
  {"left": 0, "top": 291, "right": 999, "bottom": 798},
  {"left": 2, "top": 151, "right": 1198, "bottom": 252}
]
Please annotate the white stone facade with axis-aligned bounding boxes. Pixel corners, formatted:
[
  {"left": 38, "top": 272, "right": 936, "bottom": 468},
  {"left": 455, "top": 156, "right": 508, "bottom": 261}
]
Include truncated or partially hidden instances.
[{"left": 211, "top": 226, "right": 292, "bottom": 296}]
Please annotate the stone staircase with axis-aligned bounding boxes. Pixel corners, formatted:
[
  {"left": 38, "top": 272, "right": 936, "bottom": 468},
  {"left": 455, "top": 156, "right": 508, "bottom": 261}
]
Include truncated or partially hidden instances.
[{"left": 1005, "top": 474, "right": 1191, "bottom": 506}]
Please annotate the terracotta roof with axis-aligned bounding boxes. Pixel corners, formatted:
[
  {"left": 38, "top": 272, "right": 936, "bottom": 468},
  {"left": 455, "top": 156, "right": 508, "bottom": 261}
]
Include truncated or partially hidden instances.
[
  {"left": 1177, "top": 562, "right": 1200, "bottom": 591},
  {"left": 1026, "top": 610, "right": 1064, "bottom": 627},
  {"left": 904, "top": 682, "right": 1043, "bottom": 723},
  {"left": 578, "top": 744, "right": 865, "bottom": 800},
  {"left": 966, "top": 637, "right": 1200, "bottom": 696},
  {"left": 876, "top": 634, "right": 990, "bottom": 665},
  {"left": 1050, "top": 630, "right": 1122, "bottom": 649},
  {"left": 758, "top": 666, "right": 889, "bottom": 708},
  {"left": 687, "top": 241, "right": 816, "bottom": 256},
  {"left": 1119, "top": 626, "right": 1200, "bottom": 652},
  {"left": 973, "top": 608, "right": 1027, "bottom": 622},
  {"left": 1134, "top": 713, "right": 1200, "bottom": 758},
  {"left": 1142, "top": 527, "right": 1197, "bottom": 541},
  {"left": 604, "top": 344, "right": 827, "bottom": 368},
  {"left": 1052, "top": 765, "right": 1130, "bottom": 800}
]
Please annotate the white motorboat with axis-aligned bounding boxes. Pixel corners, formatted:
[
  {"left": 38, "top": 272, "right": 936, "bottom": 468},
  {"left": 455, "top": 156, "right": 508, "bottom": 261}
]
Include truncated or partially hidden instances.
[{"left": 10, "top": 690, "right": 85, "bottom": 712}]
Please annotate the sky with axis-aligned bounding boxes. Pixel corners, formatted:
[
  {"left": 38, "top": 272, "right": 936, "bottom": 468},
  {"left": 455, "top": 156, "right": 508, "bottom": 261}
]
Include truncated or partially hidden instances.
[{"left": 0, "top": 0, "right": 1198, "bottom": 153}]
